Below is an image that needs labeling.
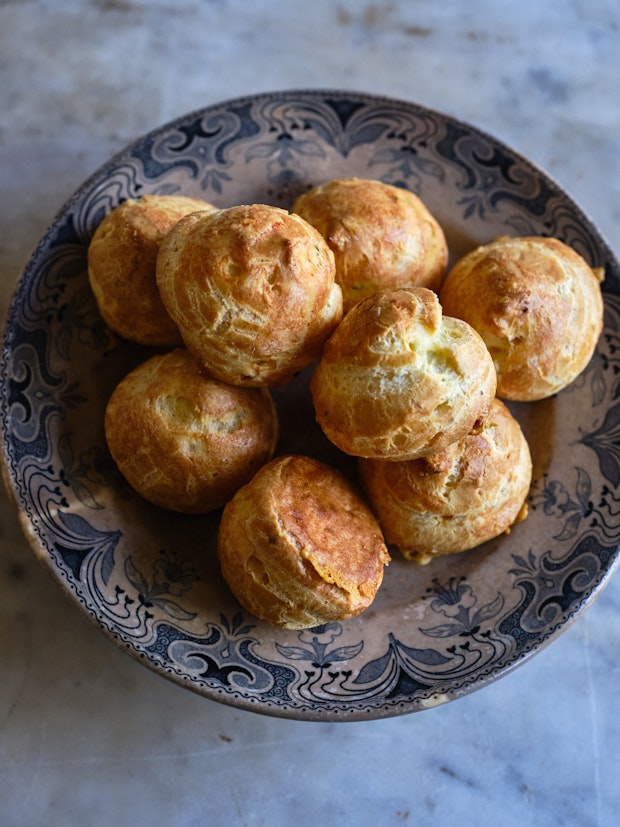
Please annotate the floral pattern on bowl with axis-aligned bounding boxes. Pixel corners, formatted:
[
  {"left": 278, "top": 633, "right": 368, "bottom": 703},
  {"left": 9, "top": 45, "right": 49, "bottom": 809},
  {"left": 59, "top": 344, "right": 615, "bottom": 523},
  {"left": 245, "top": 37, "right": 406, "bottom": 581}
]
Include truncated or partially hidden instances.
[{"left": 1, "top": 90, "right": 619, "bottom": 721}]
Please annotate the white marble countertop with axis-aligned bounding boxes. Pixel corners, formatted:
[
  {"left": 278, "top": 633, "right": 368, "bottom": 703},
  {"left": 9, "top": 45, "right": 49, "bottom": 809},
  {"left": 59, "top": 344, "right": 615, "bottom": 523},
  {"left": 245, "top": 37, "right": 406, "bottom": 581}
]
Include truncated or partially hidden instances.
[{"left": 1, "top": 2, "right": 620, "bottom": 825}]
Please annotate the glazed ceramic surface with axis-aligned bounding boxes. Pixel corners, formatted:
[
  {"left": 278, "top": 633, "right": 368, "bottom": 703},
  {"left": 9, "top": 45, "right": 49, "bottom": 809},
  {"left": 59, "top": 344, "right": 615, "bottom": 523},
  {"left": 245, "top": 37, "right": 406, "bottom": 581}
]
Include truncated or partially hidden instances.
[{"left": 2, "top": 90, "right": 619, "bottom": 721}]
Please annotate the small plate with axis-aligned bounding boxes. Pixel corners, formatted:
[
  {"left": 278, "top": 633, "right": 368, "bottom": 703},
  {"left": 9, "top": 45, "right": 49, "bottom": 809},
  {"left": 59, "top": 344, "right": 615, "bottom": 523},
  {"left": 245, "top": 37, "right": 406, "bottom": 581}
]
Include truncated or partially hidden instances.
[{"left": 2, "top": 90, "right": 619, "bottom": 721}]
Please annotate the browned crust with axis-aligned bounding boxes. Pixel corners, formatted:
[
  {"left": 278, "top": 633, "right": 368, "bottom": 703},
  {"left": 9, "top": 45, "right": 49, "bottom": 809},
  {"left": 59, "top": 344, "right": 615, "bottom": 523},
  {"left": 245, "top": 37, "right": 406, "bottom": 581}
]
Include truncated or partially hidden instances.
[
  {"left": 439, "top": 235, "right": 605, "bottom": 400},
  {"left": 310, "top": 287, "right": 497, "bottom": 460},
  {"left": 358, "top": 398, "right": 532, "bottom": 564},
  {"left": 87, "top": 194, "right": 217, "bottom": 345},
  {"left": 156, "top": 204, "right": 343, "bottom": 386},
  {"left": 217, "top": 455, "right": 390, "bottom": 629},
  {"left": 293, "top": 177, "right": 448, "bottom": 312},
  {"left": 104, "top": 349, "right": 279, "bottom": 513}
]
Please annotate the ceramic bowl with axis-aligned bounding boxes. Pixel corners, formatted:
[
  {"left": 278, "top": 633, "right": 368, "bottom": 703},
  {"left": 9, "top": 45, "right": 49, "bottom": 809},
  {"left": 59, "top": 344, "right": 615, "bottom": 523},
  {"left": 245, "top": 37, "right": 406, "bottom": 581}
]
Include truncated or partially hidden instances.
[{"left": 2, "top": 90, "right": 619, "bottom": 720}]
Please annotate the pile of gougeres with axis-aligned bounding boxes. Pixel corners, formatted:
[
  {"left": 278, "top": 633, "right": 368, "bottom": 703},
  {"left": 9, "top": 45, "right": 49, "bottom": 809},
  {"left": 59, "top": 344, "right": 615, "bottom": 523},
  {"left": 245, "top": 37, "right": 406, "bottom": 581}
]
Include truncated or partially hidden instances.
[{"left": 88, "top": 178, "right": 605, "bottom": 630}]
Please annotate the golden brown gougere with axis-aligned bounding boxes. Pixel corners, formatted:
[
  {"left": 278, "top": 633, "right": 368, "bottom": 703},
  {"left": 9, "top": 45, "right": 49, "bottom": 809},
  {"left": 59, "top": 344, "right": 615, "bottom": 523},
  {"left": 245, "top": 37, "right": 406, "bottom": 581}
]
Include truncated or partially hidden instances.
[
  {"left": 217, "top": 454, "right": 390, "bottom": 629},
  {"left": 88, "top": 194, "right": 217, "bottom": 345},
  {"left": 359, "top": 398, "right": 532, "bottom": 564},
  {"left": 104, "top": 349, "right": 279, "bottom": 514},
  {"left": 156, "top": 203, "right": 343, "bottom": 387},
  {"left": 310, "top": 286, "right": 497, "bottom": 461},
  {"left": 439, "top": 235, "right": 605, "bottom": 401},
  {"left": 293, "top": 177, "right": 448, "bottom": 313}
]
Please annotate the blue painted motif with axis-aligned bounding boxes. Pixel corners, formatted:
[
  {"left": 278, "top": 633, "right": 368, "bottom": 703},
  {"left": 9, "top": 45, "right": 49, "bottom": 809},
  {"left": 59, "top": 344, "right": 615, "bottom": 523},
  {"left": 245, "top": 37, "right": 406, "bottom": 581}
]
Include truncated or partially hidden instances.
[{"left": 1, "top": 91, "right": 619, "bottom": 719}]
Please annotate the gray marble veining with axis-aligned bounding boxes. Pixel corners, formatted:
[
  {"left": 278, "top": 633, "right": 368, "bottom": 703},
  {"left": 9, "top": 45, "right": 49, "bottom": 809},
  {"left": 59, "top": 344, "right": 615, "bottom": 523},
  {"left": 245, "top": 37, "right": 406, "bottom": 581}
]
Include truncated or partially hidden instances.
[{"left": 1, "top": 2, "right": 620, "bottom": 825}]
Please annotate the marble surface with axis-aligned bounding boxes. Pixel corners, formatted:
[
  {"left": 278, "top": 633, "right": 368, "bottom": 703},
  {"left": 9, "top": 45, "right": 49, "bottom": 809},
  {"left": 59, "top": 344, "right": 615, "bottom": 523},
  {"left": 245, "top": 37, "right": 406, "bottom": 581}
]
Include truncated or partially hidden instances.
[{"left": 1, "top": 1, "right": 620, "bottom": 825}]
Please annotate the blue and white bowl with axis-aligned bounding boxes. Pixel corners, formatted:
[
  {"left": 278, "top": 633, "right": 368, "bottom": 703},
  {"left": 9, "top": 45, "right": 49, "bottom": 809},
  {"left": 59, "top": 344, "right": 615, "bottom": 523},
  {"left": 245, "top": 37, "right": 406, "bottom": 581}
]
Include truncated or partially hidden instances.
[{"left": 2, "top": 89, "right": 619, "bottom": 721}]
